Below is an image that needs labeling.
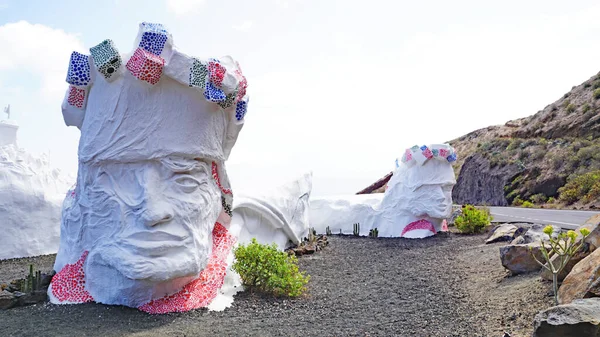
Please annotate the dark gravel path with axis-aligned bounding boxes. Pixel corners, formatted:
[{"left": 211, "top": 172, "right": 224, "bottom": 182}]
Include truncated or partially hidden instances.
[{"left": 0, "top": 233, "right": 552, "bottom": 337}]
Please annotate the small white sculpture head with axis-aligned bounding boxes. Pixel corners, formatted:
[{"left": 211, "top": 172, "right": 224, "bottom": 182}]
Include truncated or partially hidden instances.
[
  {"left": 382, "top": 144, "right": 457, "bottom": 237},
  {"left": 52, "top": 22, "right": 248, "bottom": 309}
]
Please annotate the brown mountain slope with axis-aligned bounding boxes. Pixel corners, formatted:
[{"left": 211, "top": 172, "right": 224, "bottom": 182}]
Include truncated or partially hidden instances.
[{"left": 449, "top": 71, "right": 600, "bottom": 208}]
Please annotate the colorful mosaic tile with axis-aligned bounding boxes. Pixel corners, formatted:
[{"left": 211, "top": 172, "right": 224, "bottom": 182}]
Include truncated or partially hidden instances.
[
  {"left": 212, "top": 162, "right": 232, "bottom": 195},
  {"left": 235, "top": 71, "right": 248, "bottom": 101},
  {"left": 50, "top": 251, "right": 94, "bottom": 303},
  {"left": 126, "top": 47, "right": 165, "bottom": 85},
  {"left": 235, "top": 99, "right": 248, "bottom": 121},
  {"left": 204, "top": 82, "right": 226, "bottom": 103},
  {"left": 221, "top": 196, "right": 232, "bottom": 217},
  {"left": 218, "top": 91, "right": 238, "bottom": 109},
  {"left": 139, "top": 32, "right": 168, "bottom": 55},
  {"left": 447, "top": 153, "right": 457, "bottom": 163},
  {"left": 67, "top": 85, "right": 86, "bottom": 109},
  {"left": 422, "top": 147, "right": 433, "bottom": 159},
  {"left": 66, "top": 52, "right": 91, "bottom": 87},
  {"left": 90, "top": 39, "right": 122, "bottom": 80},
  {"left": 189, "top": 58, "right": 208, "bottom": 89},
  {"left": 138, "top": 222, "right": 236, "bottom": 314},
  {"left": 141, "top": 22, "right": 169, "bottom": 35},
  {"left": 208, "top": 61, "right": 226, "bottom": 87}
]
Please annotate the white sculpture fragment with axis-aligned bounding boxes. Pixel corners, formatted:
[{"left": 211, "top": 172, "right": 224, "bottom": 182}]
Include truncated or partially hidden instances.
[
  {"left": 49, "top": 22, "right": 250, "bottom": 313},
  {"left": 310, "top": 144, "right": 457, "bottom": 238},
  {"left": 229, "top": 172, "right": 313, "bottom": 250},
  {"left": 0, "top": 117, "right": 73, "bottom": 260}
]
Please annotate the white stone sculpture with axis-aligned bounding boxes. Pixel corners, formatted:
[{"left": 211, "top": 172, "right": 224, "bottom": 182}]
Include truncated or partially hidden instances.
[
  {"left": 49, "top": 22, "right": 249, "bottom": 313},
  {"left": 229, "top": 172, "right": 313, "bottom": 250},
  {"left": 0, "top": 118, "right": 73, "bottom": 260},
  {"left": 310, "top": 144, "right": 457, "bottom": 238}
]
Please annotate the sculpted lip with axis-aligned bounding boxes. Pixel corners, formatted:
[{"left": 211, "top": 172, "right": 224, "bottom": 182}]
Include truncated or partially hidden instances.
[{"left": 125, "top": 231, "right": 189, "bottom": 242}]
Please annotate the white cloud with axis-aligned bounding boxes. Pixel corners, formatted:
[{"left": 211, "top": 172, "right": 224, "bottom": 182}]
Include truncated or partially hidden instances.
[
  {"left": 165, "top": 0, "right": 206, "bottom": 16},
  {"left": 272, "top": 0, "right": 302, "bottom": 8},
  {"left": 0, "top": 21, "right": 85, "bottom": 100},
  {"left": 233, "top": 20, "right": 254, "bottom": 32}
]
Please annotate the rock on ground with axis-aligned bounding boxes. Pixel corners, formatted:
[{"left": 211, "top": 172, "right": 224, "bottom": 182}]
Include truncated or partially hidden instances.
[
  {"left": 558, "top": 247, "right": 600, "bottom": 305},
  {"left": 533, "top": 298, "right": 600, "bottom": 337},
  {"left": 486, "top": 224, "right": 526, "bottom": 244},
  {"left": 500, "top": 242, "right": 545, "bottom": 275}
]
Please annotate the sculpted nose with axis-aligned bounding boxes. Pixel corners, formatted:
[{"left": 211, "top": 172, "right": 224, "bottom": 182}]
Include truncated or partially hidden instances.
[
  {"left": 140, "top": 187, "right": 174, "bottom": 227},
  {"left": 142, "top": 209, "right": 173, "bottom": 227}
]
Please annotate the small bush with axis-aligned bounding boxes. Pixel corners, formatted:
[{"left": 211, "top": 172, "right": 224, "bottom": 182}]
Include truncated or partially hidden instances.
[
  {"left": 547, "top": 197, "right": 556, "bottom": 204},
  {"left": 512, "top": 196, "right": 524, "bottom": 206},
  {"left": 232, "top": 238, "right": 309, "bottom": 297},
  {"left": 566, "top": 104, "right": 576, "bottom": 114},
  {"left": 583, "top": 103, "right": 591, "bottom": 113},
  {"left": 530, "top": 193, "right": 547, "bottom": 204},
  {"left": 454, "top": 205, "right": 493, "bottom": 234},
  {"left": 522, "top": 201, "right": 535, "bottom": 208},
  {"left": 594, "top": 88, "right": 600, "bottom": 99},
  {"left": 559, "top": 170, "right": 600, "bottom": 205}
]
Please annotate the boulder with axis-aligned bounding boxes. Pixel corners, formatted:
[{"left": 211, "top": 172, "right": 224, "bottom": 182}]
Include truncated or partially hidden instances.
[
  {"left": 500, "top": 241, "right": 545, "bottom": 275},
  {"left": 0, "top": 289, "right": 16, "bottom": 310},
  {"left": 512, "top": 224, "right": 561, "bottom": 245},
  {"left": 542, "top": 215, "right": 600, "bottom": 282},
  {"left": 486, "top": 224, "right": 526, "bottom": 244},
  {"left": 558, "top": 247, "right": 600, "bottom": 305},
  {"left": 533, "top": 298, "right": 600, "bottom": 336},
  {"left": 577, "top": 214, "right": 600, "bottom": 251},
  {"left": 448, "top": 208, "right": 462, "bottom": 225}
]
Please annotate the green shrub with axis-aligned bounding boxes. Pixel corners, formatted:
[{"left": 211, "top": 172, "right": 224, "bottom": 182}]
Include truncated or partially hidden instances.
[
  {"left": 559, "top": 170, "right": 600, "bottom": 205},
  {"left": 566, "top": 104, "right": 576, "bottom": 114},
  {"left": 522, "top": 201, "right": 535, "bottom": 208},
  {"left": 455, "top": 205, "right": 493, "bottom": 234},
  {"left": 547, "top": 197, "right": 556, "bottom": 204},
  {"left": 593, "top": 88, "right": 600, "bottom": 99},
  {"left": 530, "top": 193, "right": 547, "bottom": 204},
  {"left": 232, "top": 238, "right": 309, "bottom": 297},
  {"left": 512, "top": 196, "right": 524, "bottom": 206},
  {"left": 583, "top": 103, "right": 591, "bottom": 113}
]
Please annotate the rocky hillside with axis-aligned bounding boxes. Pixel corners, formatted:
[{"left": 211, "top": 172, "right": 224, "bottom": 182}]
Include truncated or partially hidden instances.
[{"left": 450, "top": 71, "right": 600, "bottom": 208}]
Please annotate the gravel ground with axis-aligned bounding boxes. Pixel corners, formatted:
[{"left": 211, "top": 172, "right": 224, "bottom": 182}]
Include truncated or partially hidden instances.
[{"left": 0, "top": 232, "right": 553, "bottom": 337}]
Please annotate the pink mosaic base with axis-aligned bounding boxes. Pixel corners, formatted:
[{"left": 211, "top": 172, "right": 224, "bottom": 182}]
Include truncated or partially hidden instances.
[
  {"left": 67, "top": 86, "right": 85, "bottom": 109},
  {"left": 212, "top": 162, "right": 232, "bottom": 195},
  {"left": 126, "top": 47, "right": 165, "bottom": 85},
  {"left": 401, "top": 219, "right": 436, "bottom": 237},
  {"left": 138, "top": 222, "right": 236, "bottom": 314},
  {"left": 50, "top": 251, "right": 94, "bottom": 303}
]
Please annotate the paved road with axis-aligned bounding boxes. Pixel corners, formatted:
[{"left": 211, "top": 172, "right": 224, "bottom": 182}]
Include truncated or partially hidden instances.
[{"left": 488, "top": 207, "right": 600, "bottom": 229}]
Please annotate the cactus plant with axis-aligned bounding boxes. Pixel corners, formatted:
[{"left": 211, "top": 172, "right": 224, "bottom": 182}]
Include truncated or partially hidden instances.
[
  {"left": 19, "top": 264, "right": 43, "bottom": 293},
  {"left": 353, "top": 223, "right": 360, "bottom": 236},
  {"left": 369, "top": 228, "right": 379, "bottom": 238}
]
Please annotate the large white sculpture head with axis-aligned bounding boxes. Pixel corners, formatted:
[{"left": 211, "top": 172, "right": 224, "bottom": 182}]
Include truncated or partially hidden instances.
[
  {"left": 50, "top": 22, "right": 248, "bottom": 313},
  {"left": 380, "top": 144, "right": 457, "bottom": 238}
]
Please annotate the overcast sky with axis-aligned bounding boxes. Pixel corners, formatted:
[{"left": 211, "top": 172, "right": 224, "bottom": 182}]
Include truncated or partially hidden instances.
[{"left": 1, "top": 0, "right": 600, "bottom": 196}]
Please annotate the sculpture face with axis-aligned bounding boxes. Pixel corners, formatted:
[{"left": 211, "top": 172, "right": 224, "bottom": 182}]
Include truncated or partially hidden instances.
[
  {"left": 69, "top": 158, "right": 219, "bottom": 282},
  {"left": 51, "top": 22, "right": 249, "bottom": 312},
  {"left": 376, "top": 144, "right": 457, "bottom": 238}
]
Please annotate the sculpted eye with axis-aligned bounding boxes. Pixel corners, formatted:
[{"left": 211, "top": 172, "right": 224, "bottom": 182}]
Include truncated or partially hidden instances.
[{"left": 175, "top": 176, "right": 201, "bottom": 193}]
